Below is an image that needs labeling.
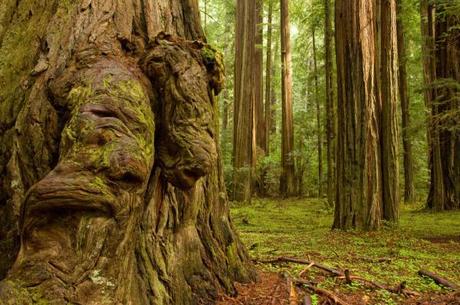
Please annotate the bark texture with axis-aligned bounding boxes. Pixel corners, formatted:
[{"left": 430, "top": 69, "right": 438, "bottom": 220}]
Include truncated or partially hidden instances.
[
  {"left": 422, "top": 0, "right": 460, "bottom": 211},
  {"left": 312, "top": 27, "right": 323, "bottom": 198},
  {"left": 324, "top": 0, "right": 336, "bottom": 207},
  {"left": 233, "top": 0, "right": 257, "bottom": 202},
  {"left": 264, "top": 0, "right": 274, "bottom": 155},
  {"left": 0, "top": 1, "right": 254, "bottom": 304},
  {"left": 255, "top": 0, "right": 265, "bottom": 153},
  {"left": 280, "top": 0, "right": 296, "bottom": 196},
  {"left": 380, "top": 0, "right": 400, "bottom": 222},
  {"left": 334, "top": 0, "right": 382, "bottom": 230},
  {"left": 397, "top": 2, "right": 415, "bottom": 203}
]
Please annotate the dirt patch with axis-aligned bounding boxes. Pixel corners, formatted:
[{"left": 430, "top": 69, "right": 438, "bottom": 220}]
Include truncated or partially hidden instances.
[
  {"left": 218, "top": 271, "right": 460, "bottom": 305},
  {"left": 217, "top": 272, "right": 289, "bottom": 305}
]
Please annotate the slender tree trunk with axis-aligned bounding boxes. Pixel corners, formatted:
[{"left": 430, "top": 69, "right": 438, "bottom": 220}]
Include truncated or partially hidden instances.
[
  {"left": 324, "top": 0, "right": 335, "bottom": 207},
  {"left": 397, "top": 2, "right": 415, "bottom": 203},
  {"left": 221, "top": 14, "right": 234, "bottom": 134},
  {"left": 334, "top": 0, "right": 382, "bottom": 230},
  {"left": 255, "top": 0, "right": 265, "bottom": 153},
  {"left": 422, "top": 1, "right": 460, "bottom": 210},
  {"left": 312, "top": 27, "right": 323, "bottom": 198},
  {"left": 280, "top": 0, "right": 296, "bottom": 196},
  {"left": 233, "top": 0, "right": 257, "bottom": 202},
  {"left": 420, "top": 0, "right": 437, "bottom": 208},
  {"left": 222, "top": 89, "right": 230, "bottom": 131},
  {"left": 265, "top": 0, "right": 274, "bottom": 155},
  {"left": 380, "top": 0, "right": 400, "bottom": 222},
  {"left": 271, "top": 37, "right": 279, "bottom": 136},
  {"left": 0, "top": 0, "right": 254, "bottom": 303}
]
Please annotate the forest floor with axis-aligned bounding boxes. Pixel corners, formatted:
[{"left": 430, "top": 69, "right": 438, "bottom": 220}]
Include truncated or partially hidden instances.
[{"left": 218, "top": 198, "right": 460, "bottom": 305}]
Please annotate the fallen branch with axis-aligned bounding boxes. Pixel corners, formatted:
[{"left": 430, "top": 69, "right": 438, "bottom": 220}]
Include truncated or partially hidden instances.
[
  {"left": 294, "top": 278, "right": 349, "bottom": 305},
  {"left": 418, "top": 270, "right": 459, "bottom": 290},
  {"left": 336, "top": 275, "right": 420, "bottom": 297},
  {"left": 256, "top": 256, "right": 343, "bottom": 276}
]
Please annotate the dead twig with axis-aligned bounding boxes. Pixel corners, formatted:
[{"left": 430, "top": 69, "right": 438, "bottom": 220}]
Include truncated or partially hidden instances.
[
  {"left": 294, "top": 278, "right": 349, "bottom": 305},
  {"left": 299, "top": 262, "right": 315, "bottom": 278}
]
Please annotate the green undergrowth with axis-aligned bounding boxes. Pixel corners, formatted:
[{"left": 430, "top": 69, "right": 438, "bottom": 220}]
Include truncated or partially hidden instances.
[{"left": 230, "top": 198, "right": 460, "bottom": 302}]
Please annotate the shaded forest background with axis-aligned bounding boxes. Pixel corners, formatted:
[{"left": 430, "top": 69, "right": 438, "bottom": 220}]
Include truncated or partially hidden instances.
[{"left": 201, "top": 0, "right": 430, "bottom": 200}]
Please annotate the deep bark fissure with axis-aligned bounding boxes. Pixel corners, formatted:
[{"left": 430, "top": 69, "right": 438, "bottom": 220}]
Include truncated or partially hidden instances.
[{"left": 0, "top": 1, "right": 254, "bottom": 304}]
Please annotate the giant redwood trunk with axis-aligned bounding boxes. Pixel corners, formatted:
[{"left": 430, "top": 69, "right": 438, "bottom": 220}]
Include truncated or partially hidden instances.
[
  {"left": 0, "top": 1, "right": 254, "bottom": 304},
  {"left": 422, "top": 1, "right": 460, "bottom": 210},
  {"left": 334, "top": 0, "right": 382, "bottom": 230}
]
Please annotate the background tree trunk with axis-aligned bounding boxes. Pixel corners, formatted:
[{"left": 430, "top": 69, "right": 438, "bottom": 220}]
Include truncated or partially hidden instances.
[
  {"left": 233, "top": 0, "right": 257, "bottom": 202},
  {"left": 255, "top": 0, "right": 265, "bottom": 154},
  {"left": 312, "top": 26, "right": 323, "bottom": 198},
  {"left": 380, "top": 0, "right": 400, "bottom": 222},
  {"left": 397, "top": 1, "right": 415, "bottom": 203},
  {"left": 271, "top": 38, "right": 280, "bottom": 136},
  {"left": 333, "top": 0, "right": 382, "bottom": 230},
  {"left": 280, "top": 0, "right": 296, "bottom": 196},
  {"left": 423, "top": 1, "right": 460, "bottom": 210},
  {"left": 0, "top": 0, "right": 254, "bottom": 303},
  {"left": 324, "top": 0, "right": 336, "bottom": 207},
  {"left": 265, "top": 0, "right": 274, "bottom": 155}
]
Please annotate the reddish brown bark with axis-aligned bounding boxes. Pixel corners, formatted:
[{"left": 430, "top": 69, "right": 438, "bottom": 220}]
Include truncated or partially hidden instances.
[
  {"left": 397, "top": 2, "right": 415, "bottom": 203},
  {"left": 233, "top": 0, "right": 257, "bottom": 202},
  {"left": 324, "top": 0, "right": 336, "bottom": 207},
  {"left": 255, "top": 0, "right": 265, "bottom": 153},
  {"left": 334, "top": 0, "right": 382, "bottom": 230},
  {"left": 380, "top": 0, "right": 400, "bottom": 222},
  {"left": 422, "top": 1, "right": 460, "bottom": 210}
]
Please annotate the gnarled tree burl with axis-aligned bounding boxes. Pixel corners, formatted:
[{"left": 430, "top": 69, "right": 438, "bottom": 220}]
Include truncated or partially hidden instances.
[{"left": 0, "top": 1, "right": 254, "bottom": 304}]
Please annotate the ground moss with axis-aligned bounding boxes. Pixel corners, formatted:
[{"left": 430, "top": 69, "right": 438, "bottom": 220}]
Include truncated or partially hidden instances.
[{"left": 231, "top": 198, "right": 460, "bottom": 300}]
